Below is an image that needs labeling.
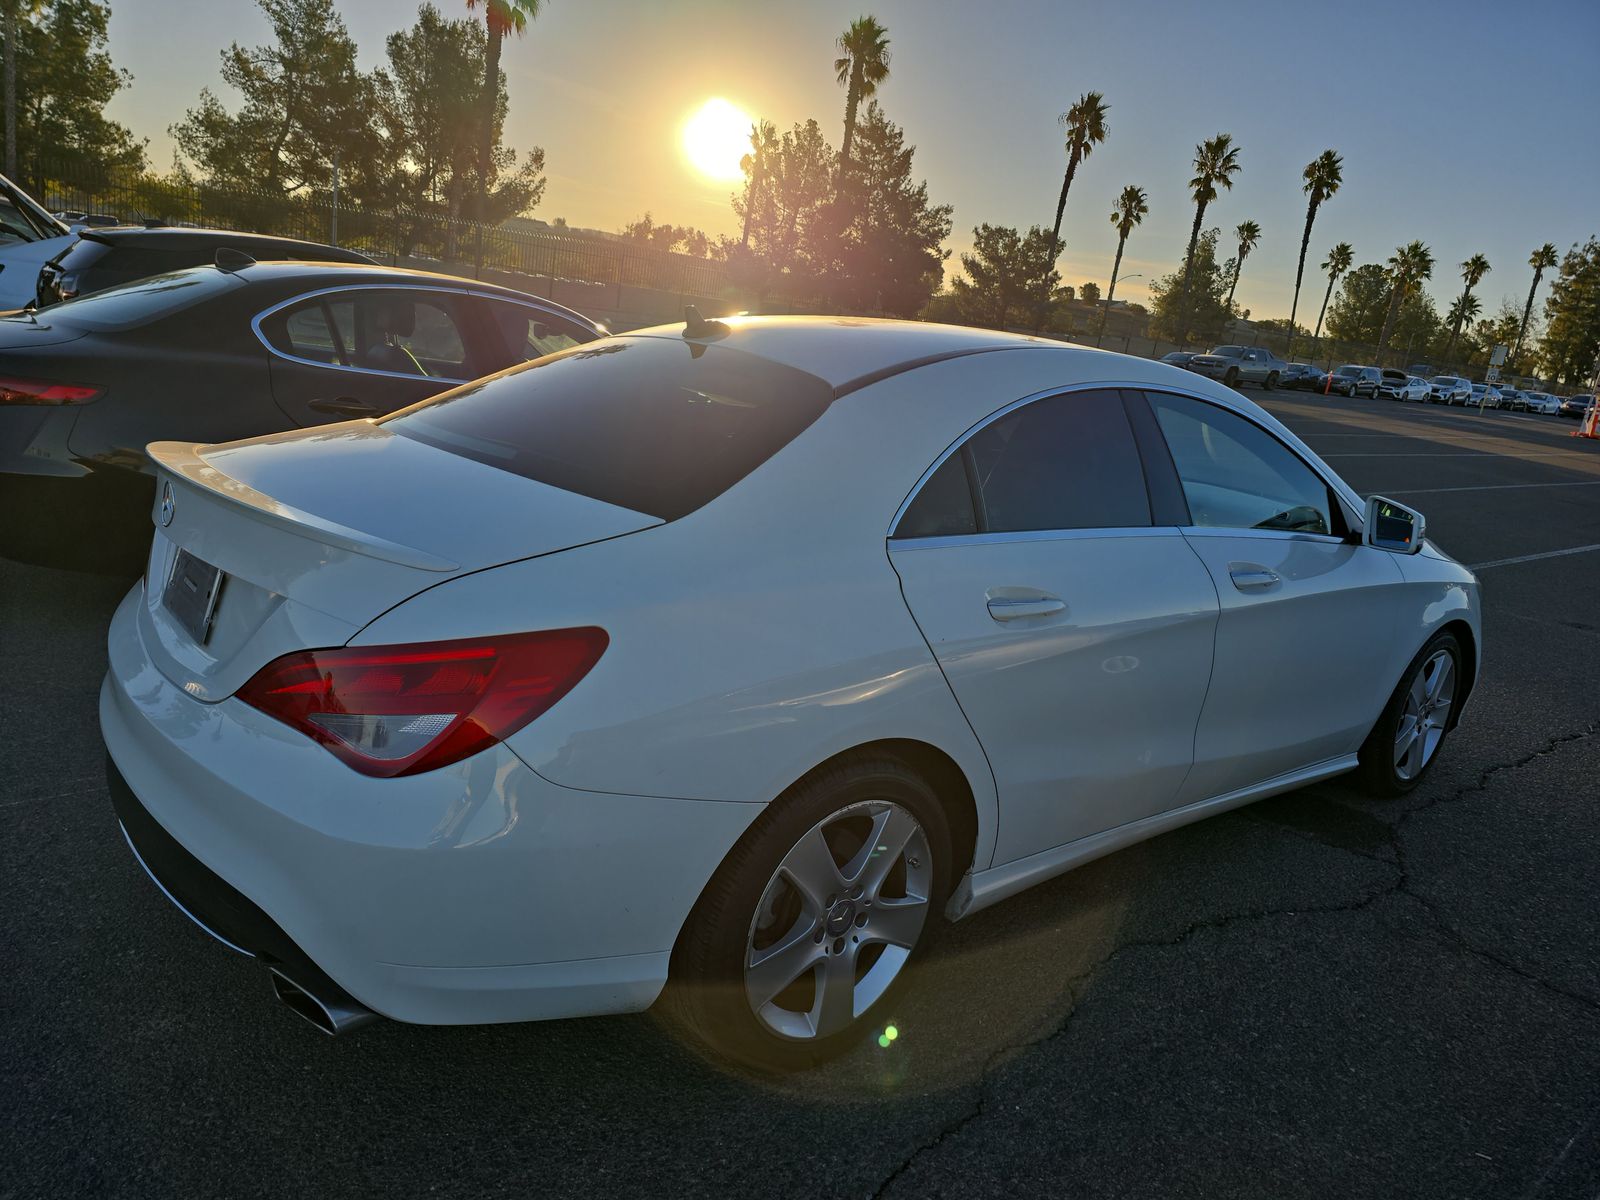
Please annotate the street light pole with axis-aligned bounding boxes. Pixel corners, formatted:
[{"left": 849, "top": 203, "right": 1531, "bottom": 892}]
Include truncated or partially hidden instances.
[
  {"left": 330, "top": 146, "right": 341, "bottom": 247},
  {"left": 1095, "top": 274, "right": 1142, "bottom": 348}
]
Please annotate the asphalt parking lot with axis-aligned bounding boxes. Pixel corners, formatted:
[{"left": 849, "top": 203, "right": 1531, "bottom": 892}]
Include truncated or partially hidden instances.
[{"left": 3, "top": 390, "right": 1599, "bottom": 1200}]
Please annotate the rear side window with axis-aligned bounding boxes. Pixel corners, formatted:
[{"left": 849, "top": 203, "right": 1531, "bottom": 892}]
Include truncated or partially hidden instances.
[
  {"left": 385, "top": 337, "right": 833, "bottom": 520},
  {"left": 895, "top": 389, "right": 1150, "bottom": 537},
  {"left": 262, "top": 289, "right": 476, "bottom": 378}
]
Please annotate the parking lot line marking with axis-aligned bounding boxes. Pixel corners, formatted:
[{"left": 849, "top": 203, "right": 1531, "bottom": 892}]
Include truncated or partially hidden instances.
[
  {"left": 1469, "top": 544, "right": 1600, "bottom": 571},
  {"left": 1382, "top": 481, "right": 1600, "bottom": 495}
]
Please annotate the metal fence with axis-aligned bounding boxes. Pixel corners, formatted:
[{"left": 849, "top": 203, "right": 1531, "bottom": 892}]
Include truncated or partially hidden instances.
[{"left": 37, "top": 168, "right": 736, "bottom": 299}]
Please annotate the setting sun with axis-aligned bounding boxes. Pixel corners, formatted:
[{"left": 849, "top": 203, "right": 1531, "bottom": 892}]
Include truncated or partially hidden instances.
[{"left": 681, "top": 97, "right": 751, "bottom": 182}]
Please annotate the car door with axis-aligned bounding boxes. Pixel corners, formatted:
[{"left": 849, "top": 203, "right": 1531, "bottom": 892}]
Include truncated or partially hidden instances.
[
  {"left": 1139, "top": 390, "right": 1405, "bottom": 803},
  {"left": 888, "top": 388, "right": 1220, "bottom": 864},
  {"left": 257, "top": 286, "right": 490, "bottom": 426}
]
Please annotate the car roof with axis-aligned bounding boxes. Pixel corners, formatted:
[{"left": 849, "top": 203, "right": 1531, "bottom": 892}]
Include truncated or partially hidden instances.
[
  {"left": 80, "top": 226, "right": 370, "bottom": 259},
  {"left": 622, "top": 315, "right": 1063, "bottom": 392},
  {"left": 57, "top": 260, "right": 602, "bottom": 331}
]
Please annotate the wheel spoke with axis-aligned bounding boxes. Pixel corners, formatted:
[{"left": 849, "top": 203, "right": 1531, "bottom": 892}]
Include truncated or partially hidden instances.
[
  {"left": 847, "top": 806, "right": 921, "bottom": 898},
  {"left": 810, "top": 947, "right": 857, "bottom": 1037},
  {"left": 862, "top": 896, "right": 927, "bottom": 950},
  {"left": 746, "top": 927, "right": 823, "bottom": 1010},
  {"left": 779, "top": 826, "right": 845, "bottom": 912},
  {"left": 1403, "top": 724, "right": 1428, "bottom": 777},
  {"left": 1427, "top": 656, "right": 1455, "bottom": 706},
  {"left": 1408, "top": 669, "right": 1428, "bottom": 713},
  {"left": 1393, "top": 718, "right": 1419, "bottom": 770}
]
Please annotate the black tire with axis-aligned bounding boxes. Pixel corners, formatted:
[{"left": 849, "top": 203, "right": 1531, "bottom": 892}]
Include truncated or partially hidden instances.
[
  {"left": 1355, "top": 631, "right": 1463, "bottom": 798},
  {"left": 662, "top": 752, "right": 953, "bottom": 1072},
  {"left": 1264, "top": 372, "right": 1278, "bottom": 391},
  {"left": 1224, "top": 367, "right": 1240, "bottom": 388}
]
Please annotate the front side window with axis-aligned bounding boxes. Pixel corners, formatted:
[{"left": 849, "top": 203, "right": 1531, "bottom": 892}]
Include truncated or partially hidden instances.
[
  {"left": 895, "top": 389, "right": 1150, "bottom": 537},
  {"left": 1146, "top": 391, "right": 1335, "bottom": 536}
]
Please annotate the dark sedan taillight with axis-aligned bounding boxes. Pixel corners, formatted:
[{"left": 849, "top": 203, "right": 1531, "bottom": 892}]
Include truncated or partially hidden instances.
[{"left": 0, "top": 376, "right": 102, "bottom": 405}]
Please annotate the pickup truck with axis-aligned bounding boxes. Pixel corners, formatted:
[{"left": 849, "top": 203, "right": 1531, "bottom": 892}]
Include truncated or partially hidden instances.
[{"left": 1184, "top": 344, "right": 1287, "bottom": 389}]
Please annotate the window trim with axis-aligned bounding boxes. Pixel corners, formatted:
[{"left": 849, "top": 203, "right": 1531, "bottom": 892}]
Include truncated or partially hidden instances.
[
  {"left": 251, "top": 284, "right": 595, "bottom": 383},
  {"left": 888, "top": 378, "right": 1365, "bottom": 544},
  {"left": 887, "top": 384, "right": 1155, "bottom": 542}
]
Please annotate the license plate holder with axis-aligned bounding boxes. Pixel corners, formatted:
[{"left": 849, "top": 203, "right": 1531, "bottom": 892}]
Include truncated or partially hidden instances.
[{"left": 163, "top": 549, "right": 226, "bottom": 645}]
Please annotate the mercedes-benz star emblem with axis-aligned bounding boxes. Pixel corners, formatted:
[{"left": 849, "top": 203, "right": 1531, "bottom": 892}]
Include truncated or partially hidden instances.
[{"left": 159, "top": 481, "right": 175, "bottom": 527}]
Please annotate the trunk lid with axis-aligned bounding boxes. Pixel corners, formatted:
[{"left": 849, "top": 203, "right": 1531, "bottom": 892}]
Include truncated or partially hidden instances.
[{"left": 139, "top": 420, "right": 661, "bottom": 699}]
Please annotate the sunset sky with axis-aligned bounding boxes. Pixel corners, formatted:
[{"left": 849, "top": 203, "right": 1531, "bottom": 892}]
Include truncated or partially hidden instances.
[{"left": 107, "top": 0, "right": 1599, "bottom": 319}]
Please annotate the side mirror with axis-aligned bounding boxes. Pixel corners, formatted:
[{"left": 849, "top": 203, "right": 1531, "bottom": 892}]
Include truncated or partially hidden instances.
[{"left": 1364, "top": 495, "right": 1425, "bottom": 555}]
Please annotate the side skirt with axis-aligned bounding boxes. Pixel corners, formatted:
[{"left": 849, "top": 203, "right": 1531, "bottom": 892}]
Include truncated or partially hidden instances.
[{"left": 945, "top": 755, "right": 1359, "bottom": 920}]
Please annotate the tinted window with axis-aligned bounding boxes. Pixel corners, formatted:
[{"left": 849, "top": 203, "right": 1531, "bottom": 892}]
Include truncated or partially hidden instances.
[
  {"left": 969, "top": 391, "right": 1149, "bottom": 532},
  {"left": 898, "top": 390, "right": 1149, "bottom": 536},
  {"left": 486, "top": 299, "right": 594, "bottom": 363},
  {"left": 386, "top": 337, "right": 833, "bottom": 520},
  {"left": 262, "top": 289, "right": 475, "bottom": 378},
  {"left": 281, "top": 304, "right": 343, "bottom": 364},
  {"left": 895, "top": 452, "right": 977, "bottom": 538},
  {"left": 1148, "top": 392, "right": 1334, "bottom": 535},
  {"left": 1213, "top": 345, "right": 1244, "bottom": 357}
]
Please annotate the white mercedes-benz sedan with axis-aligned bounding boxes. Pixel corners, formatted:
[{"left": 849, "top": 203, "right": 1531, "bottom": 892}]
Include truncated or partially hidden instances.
[{"left": 101, "top": 315, "right": 1481, "bottom": 1069}]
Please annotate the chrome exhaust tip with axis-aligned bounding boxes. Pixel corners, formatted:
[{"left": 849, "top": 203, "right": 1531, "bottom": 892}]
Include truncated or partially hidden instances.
[{"left": 269, "top": 967, "right": 380, "bottom": 1036}]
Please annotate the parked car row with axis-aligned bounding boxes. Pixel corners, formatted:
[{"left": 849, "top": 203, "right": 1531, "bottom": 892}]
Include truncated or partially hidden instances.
[{"left": 1153, "top": 340, "right": 1589, "bottom": 418}]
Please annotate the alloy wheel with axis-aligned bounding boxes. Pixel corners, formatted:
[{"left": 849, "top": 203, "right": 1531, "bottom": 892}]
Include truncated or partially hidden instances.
[
  {"left": 1394, "top": 648, "right": 1455, "bottom": 781},
  {"left": 744, "top": 800, "right": 932, "bottom": 1041}
]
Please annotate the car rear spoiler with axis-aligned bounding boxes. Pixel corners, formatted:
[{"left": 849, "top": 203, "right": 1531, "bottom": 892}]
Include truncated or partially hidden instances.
[{"left": 146, "top": 441, "right": 459, "bottom": 572}]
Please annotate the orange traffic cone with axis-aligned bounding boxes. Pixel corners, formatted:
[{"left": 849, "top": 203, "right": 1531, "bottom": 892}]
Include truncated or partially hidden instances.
[{"left": 1574, "top": 400, "right": 1600, "bottom": 440}]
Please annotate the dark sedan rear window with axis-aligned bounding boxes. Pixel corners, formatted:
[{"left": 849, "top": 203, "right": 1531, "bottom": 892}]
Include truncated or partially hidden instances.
[
  {"left": 39, "top": 267, "right": 241, "bottom": 331},
  {"left": 385, "top": 336, "right": 834, "bottom": 520}
]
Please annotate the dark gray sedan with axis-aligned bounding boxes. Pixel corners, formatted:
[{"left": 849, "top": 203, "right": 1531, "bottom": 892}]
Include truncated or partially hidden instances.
[{"left": 0, "top": 260, "right": 601, "bottom": 571}]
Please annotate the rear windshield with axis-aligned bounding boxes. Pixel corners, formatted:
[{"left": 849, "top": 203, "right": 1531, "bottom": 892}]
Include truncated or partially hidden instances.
[
  {"left": 385, "top": 336, "right": 834, "bottom": 520},
  {"left": 41, "top": 266, "right": 240, "bottom": 331}
]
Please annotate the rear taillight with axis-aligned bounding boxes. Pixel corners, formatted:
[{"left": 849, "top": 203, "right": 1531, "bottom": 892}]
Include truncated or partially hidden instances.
[
  {"left": 0, "top": 376, "right": 101, "bottom": 405},
  {"left": 236, "top": 629, "right": 608, "bottom": 777}
]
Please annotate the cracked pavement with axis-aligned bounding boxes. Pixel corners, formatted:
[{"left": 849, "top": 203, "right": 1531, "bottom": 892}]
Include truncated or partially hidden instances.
[{"left": 3, "top": 392, "right": 1598, "bottom": 1199}]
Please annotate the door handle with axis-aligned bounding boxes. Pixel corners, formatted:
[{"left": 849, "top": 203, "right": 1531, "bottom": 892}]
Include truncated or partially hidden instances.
[
  {"left": 308, "top": 396, "right": 378, "bottom": 417},
  {"left": 1229, "top": 565, "right": 1280, "bottom": 591},
  {"left": 986, "top": 594, "right": 1066, "bottom": 622}
]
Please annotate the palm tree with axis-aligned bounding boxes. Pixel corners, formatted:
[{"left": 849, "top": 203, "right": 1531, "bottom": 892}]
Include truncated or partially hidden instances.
[
  {"left": 1096, "top": 184, "right": 1148, "bottom": 346},
  {"left": 1513, "top": 242, "right": 1559, "bottom": 363},
  {"left": 739, "top": 118, "right": 777, "bottom": 247},
  {"left": 1441, "top": 253, "right": 1490, "bottom": 362},
  {"left": 1376, "top": 240, "right": 1435, "bottom": 362},
  {"left": 1444, "top": 293, "right": 1481, "bottom": 362},
  {"left": 464, "top": 0, "right": 545, "bottom": 221},
  {"left": 1313, "top": 241, "right": 1353, "bottom": 342},
  {"left": 833, "top": 16, "right": 890, "bottom": 182},
  {"left": 1047, "top": 92, "right": 1109, "bottom": 261},
  {"left": 1178, "top": 133, "right": 1242, "bottom": 343},
  {"left": 1226, "top": 219, "right": 1261, "bottom": 311},
  {"left": 1288, "top": 150, "right": 1342, "bottom": 347}
]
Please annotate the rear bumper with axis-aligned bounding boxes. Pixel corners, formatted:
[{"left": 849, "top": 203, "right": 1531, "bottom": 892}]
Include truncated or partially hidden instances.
[{"left": 100, "top": 585, "right": 759, "bottom": 1026}]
